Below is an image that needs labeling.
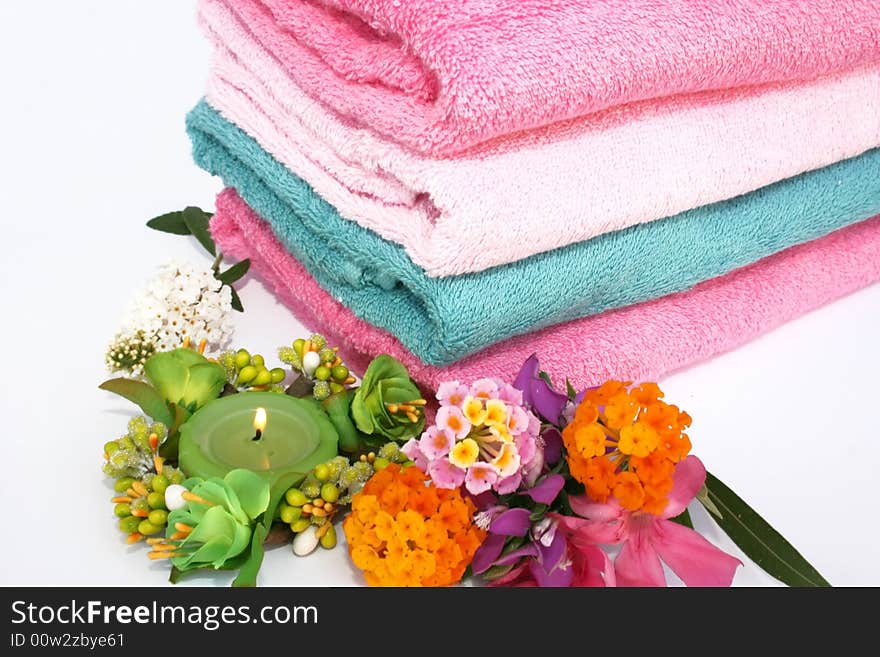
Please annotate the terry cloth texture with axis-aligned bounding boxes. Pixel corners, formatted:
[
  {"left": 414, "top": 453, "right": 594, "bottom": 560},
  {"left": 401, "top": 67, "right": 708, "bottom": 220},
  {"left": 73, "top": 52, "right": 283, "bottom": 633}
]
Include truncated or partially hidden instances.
[
  {"left": 187, "top": 101, "right": 880, "bottom": 366},
  {"left": 206, "top": 0, "right": 880, "bottom": 155},
  {"left": 211, "top": 189, "right": 880, "bottom": 391},
  {"left": 200, "top": 0, "right": 880, "bottom": 276}
]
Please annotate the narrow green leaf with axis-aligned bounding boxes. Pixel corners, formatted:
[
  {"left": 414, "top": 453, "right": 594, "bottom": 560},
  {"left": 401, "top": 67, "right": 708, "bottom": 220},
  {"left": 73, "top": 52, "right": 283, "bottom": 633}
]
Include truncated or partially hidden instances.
[
  {"left": 229, "top": 285, "right": 244, "bottom": 312},
  {"left": 98, "top": 378, "right": 173, "bottom": 426},
  {"left": 158, "top": 404, "right": 191, "bottom": 460},
  {"left": 217, "top": 259, "right": 251, "bottom": 285},
  {"left": 482, "top": 563, "right": 516, "bottom": 581},
  {"left": 538, "top": 371, "right": 554, "bottom": 387},
  {"left": 182, "top": 206, "right": 216, "bottom": 256},
  {"left": 702, "top": 471, "right": 830, "bottom": 587},
  {"left": 168, "top": 566, "right": 184, "bottom": 584},
  {"left": 169, "top": 403, "right": 191, "bottom": 436},
  {"left": 565, "top": 378, "right": 577, "bottom": 401},
  {"left": 147, "top": 211, "right": 189, "bottom": 235},
  {"left": 528, "top": 504, "right": 548, "bottom": 521},
  {"left": 232, "top": 524, "right": 268, "bottom": 588},
  {"left": 668, "top": 507, "right": 694, "bottom": 529},
  {"left": 230, "top": 470, "right": 305, "bottom": 588}
]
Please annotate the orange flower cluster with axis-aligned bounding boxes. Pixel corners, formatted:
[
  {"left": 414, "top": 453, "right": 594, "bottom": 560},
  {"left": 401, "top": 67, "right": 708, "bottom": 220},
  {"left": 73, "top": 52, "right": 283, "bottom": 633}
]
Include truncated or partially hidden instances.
[
  {"left": 343, "top": 464, "right": 486, "bottom": 586},
  {"left": 562, "top": 381, "right": 692, "bottom": 515}
]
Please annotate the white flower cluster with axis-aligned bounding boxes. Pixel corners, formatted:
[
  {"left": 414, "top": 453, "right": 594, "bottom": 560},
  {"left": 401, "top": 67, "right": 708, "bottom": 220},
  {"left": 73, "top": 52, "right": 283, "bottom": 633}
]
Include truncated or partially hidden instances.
[{"left": 107, "top": 261, "right": 234, "bottom": 373}]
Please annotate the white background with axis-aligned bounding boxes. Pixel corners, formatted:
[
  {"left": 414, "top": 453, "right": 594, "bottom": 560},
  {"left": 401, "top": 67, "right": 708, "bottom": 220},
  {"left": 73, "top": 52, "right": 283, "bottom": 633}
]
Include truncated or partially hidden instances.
[{"left": 0, "top": 2, "right": 878, "bottom": 587}]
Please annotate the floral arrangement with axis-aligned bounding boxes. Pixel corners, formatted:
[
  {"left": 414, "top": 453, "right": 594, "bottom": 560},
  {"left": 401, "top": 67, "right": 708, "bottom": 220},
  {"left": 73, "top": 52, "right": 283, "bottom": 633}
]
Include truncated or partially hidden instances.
[{"left": 95, "top": 208, "right": 831, "bottom": 587}]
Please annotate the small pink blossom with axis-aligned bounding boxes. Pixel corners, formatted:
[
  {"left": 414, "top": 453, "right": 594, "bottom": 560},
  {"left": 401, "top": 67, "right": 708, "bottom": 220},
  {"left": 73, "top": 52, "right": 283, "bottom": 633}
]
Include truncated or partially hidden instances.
[
  {"left": 419, "top": 426, "right": 454, "bottom": 459},
  {"left": 515, "top": 432, "right": 537, "bottom": 466},
  {"left": 401, "top": 438, "right": 427, "bottom": 471},
  {"left": 470, "top": 378, "right": 499, "bottom": 400},
  {"left": 522, "top": 443, "right": 545, "bottom": 487},
  {"left": 507, "top": 405, "right": 531, "bottom": 435},
  {"left": 436, "top": 380, "right": 468, "bottom": 407},
  {"left": 495, "top": 471, "right": 522, "bottom": 495},
  {"left": 435, "top": 405, "right": 471, "bottom": 440},
  {"left": 496, "top": 383, "right": 524, "bottom": 406},
  {"left": 428, "top": 457, "right": 466, "bottom": 489},
  {"left": 464, "top": 463, "right": 499, "bottom": 495},
  {"left": 527, "top": 413, "right": 541, "bottom": 436}
]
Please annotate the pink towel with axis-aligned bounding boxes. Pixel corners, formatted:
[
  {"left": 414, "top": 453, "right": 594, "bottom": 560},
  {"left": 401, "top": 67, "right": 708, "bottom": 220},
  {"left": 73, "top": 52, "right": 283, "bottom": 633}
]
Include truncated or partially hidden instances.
[
  {"left": 210, "top": 0, "right": 880, "bottom": 155},
  {"left": 200, "top": 0, "right": 880, "bottom": 276},
  {"left": 210, "top": 189, "right": 880, "bottom": 390}
]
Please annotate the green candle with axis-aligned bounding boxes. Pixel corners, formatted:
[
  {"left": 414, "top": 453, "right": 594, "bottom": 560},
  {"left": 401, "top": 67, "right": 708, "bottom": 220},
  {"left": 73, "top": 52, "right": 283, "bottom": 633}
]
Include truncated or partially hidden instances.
[{"left": 178, "top": 392, "right": 338, "bottom": 488}]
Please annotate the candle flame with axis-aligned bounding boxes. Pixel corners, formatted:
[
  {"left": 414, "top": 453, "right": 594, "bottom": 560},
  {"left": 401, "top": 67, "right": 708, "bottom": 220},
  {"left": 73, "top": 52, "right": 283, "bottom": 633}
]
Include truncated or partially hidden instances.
[{"left": 253, "top": 407, "right": 267, "bottom": 433}]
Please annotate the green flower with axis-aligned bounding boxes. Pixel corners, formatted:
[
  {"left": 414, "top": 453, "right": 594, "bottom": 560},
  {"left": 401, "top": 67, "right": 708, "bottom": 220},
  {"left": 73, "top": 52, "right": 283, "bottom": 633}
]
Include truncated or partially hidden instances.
[
  {"left": 167, "top": 470, "right": 270, "bottom": 571},
  {"left": 143, "top": 348, "right": 227, "bottom": 411},
  {"left": 350, "top": 355, "right": 425, "bottom": 442}
]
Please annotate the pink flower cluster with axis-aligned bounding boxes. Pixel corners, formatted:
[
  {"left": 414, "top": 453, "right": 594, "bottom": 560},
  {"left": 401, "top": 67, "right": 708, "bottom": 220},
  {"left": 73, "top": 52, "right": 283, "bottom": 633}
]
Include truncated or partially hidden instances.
[{"left": 402, "top": 378, "right": 541, "bottom": 495}]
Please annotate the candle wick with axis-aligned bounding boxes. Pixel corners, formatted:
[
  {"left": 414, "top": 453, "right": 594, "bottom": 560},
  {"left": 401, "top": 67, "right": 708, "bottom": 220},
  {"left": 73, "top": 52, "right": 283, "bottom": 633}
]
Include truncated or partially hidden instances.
[{"left": 253, "top": 429, "right": 262, "bottom": 442}]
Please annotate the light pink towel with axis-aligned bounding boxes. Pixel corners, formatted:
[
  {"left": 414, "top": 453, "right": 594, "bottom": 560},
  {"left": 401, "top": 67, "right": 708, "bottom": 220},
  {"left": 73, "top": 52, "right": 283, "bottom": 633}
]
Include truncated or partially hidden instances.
[
  {"left": 211, "top": 0, "right": 880, "bottom": 155},
  {"left": 210, "top": 189, "right": 880, "bottom": 390},
  {"left": 201, "top": 0, "right": 880, "bottom": 276}
]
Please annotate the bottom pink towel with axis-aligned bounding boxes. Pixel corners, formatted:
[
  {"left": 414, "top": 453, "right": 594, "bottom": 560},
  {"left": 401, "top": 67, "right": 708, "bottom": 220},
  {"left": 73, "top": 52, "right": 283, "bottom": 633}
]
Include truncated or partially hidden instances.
[{"left": 210, "top": 189, "right": 880, "bottom": 389}]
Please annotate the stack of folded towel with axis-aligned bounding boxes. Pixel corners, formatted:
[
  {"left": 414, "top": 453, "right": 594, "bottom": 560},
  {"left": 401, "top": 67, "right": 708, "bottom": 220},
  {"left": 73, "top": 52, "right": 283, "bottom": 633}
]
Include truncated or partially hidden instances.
[{"left": 190, "top": 0, "right": 880, "bottom": 389}]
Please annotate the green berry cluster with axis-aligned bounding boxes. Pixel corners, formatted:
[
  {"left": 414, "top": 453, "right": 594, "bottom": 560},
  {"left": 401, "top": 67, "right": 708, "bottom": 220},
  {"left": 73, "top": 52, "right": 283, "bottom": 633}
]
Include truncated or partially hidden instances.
[
  {"left": 112, "top": 468, "right": 184, "bottom": 542},
  {"left": 103, "top": 416, "right": 167, "bottom": 479},
  {"left": 220, "top": 348, "right": 286, "bottom": 391},
  {"left": 278, "top": 334, "right": 355, "bottom": 401},
  {"left": 279, "top": 444, "right": 409, "bottom": 551},
  {"left": 105, "top": 330, "right": 157, "bottom": 375}
]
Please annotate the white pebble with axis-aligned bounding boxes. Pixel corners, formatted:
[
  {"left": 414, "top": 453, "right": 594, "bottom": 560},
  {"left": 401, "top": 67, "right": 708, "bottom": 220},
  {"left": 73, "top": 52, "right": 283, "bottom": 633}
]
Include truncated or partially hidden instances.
[
  {"left": 302, "top": 351, "right": 321, "bottom": 376},
  {"left": 164, "top": 484, "right": 188, "bottom": 511},
  {"left": 292, "top": 525, "right": 320, "bottom": 556}
]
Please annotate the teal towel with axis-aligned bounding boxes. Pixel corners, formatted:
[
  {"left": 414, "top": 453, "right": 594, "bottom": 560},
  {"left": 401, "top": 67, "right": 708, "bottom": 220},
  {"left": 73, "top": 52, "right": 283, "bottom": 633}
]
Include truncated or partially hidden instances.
[{"left": 187, "top": 101, "right": 880, "bottom": 366}]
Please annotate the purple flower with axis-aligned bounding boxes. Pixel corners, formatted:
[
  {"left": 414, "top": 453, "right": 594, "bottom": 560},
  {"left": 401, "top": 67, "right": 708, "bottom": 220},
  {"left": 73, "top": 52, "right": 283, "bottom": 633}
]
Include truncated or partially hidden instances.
[
  {"left": 523, "top": 473, "right": 565, "bottom": 504},
  {"left": 513, "top": 355, "right": 569, "bottom": 425},
  {"left": 541, "top": 427, "right": 564, "bottom": 465},
  {"left": 469, "top": 473, "right": 612, "bottom": 588}
]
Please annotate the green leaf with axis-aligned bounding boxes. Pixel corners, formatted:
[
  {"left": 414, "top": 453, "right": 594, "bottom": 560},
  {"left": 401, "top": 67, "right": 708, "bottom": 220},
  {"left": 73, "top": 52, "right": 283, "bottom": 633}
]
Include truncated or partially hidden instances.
[
  {"left": 158, "top": 404, "right": 191, "bottom": 460},
  {"left": 147, "top": 211, "right": 189, "bottom": 235},
  {"left": 565, "top": 378, "right": 577, "bottom": 401},
  {"left": 528, "top": 504, "right": 548, "bottom": 521},
  {"left": 225, "top": 470, "right": 271, "bottom": 521},
  {"left": 232, "top": 524, "right": 267, "bottom": 588},
  {"left": 323, "top": 390, "right": 362, "bottom": 453},
  {"left": 169, "top": 403, "right": 191, "bottom": 436},
  {"left": 229, "top": 286, "right": 244, "bottom": 312},
  {"left": 668, "top": 507, "right": 694, "bottom": 529},
  {"left": 182, "top": 206, "right": 216, "bottom": 256},
  {"left": 482, "top": 563, "right": 516, "bottom": 581},
  {"left": 168, "top": 549, "right": 253, "bottom": 585},
  {"left": 217, "top": 259, "right": 251, "bottom": 285},
  {"left": 168, "top": 566, "right": 184, "bottom": 584},
  {"left": 230, "top": 470, "right": 302, "bottom": 588},
  {"left": 702, "top": 471, "right": 830, "bottom": 587},
  {"left": 98, "top": 378, "right": 173, "bottom": 426}
]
